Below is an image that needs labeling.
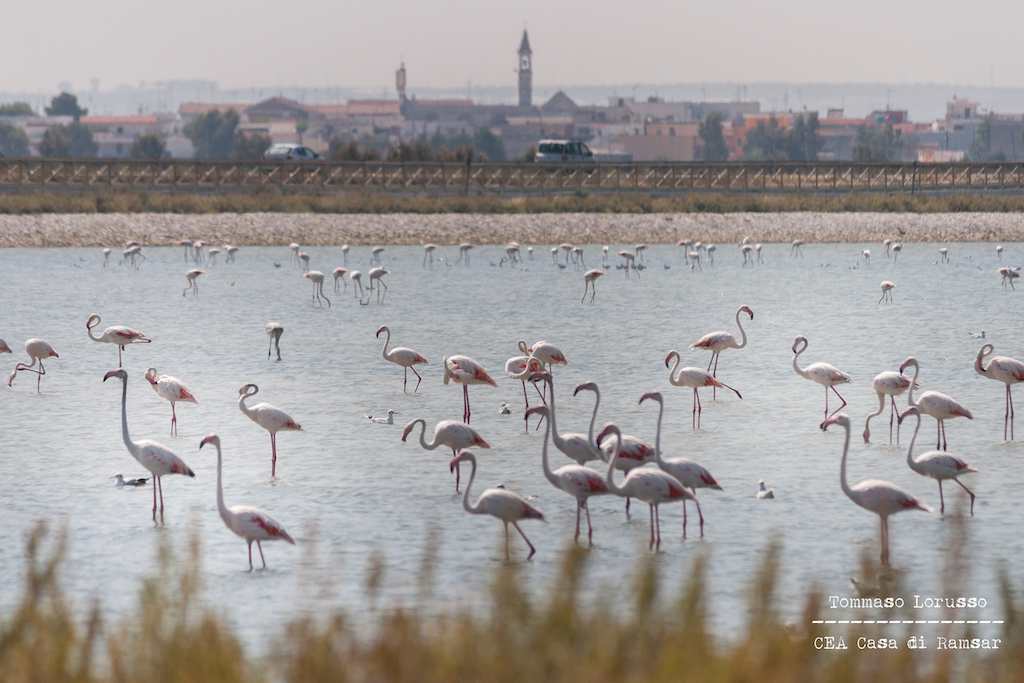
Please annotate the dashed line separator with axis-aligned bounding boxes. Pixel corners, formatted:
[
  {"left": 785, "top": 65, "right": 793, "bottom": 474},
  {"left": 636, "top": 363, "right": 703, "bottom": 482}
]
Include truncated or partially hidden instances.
[{"left": 812, "top": 620, "right": 1004, "bottom": 625}]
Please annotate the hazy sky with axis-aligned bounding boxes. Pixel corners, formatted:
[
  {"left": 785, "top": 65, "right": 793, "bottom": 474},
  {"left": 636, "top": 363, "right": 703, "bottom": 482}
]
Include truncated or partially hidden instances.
[{"left": 6, "top": 0, "right": 1024, "bottom": 92}]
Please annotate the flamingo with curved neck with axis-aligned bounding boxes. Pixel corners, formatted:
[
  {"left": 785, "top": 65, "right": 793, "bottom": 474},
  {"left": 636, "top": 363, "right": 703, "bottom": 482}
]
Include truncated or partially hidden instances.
[
  {"left": 665, "top": 351, "right": 742, "bottom": 430},
  {"left": 238, "top": 383, "right": 302, "bottom": 478},
  {"left": 792, "top": 336, "right": 851, "bottom": 422},
  {"left": 690, "top": 305, "right": 753, "bottom": 399},
  {"left": 401, "top": 418, "right": 490, "bottom": 492},
  {"left": 376, "top": 325, "right": 428, "bottom": 393},
  {"left": 862, "top": 370, "right": 914, "bottom": 445},
  {"left": 898, "top": 407, "right": 978, "bottom": 515},
  {"left": 899, "top": 357, "right": 972, "bottom": 451},
  {"left": 974, "top": 344, "right": 1024, "bottom": 441},
  {"left": 540, "top": 373, "right": 604, "bottom": 465}
]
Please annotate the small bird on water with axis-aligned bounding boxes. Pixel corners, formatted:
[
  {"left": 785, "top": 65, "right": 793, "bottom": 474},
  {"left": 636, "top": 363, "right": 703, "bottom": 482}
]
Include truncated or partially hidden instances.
[
  {"left": 112, "top": 473, "right": 149, "bottom": 488},
  {"left": 367, "top": 409, "right": 398, "bottom": 425},
  {"left": 756, "top": 480, "right": 775, "bottom": 499}
]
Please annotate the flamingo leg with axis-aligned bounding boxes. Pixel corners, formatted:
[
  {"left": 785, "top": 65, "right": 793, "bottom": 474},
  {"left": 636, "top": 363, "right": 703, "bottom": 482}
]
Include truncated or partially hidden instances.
[
  {"left": 270, "top": 433, "right": 278, "bottom": 478},
  {"left": 403, "top": 367, "right": 408, "bottom": 393},
  {"left": 696, "top": 389, "right": 703, "bottom": 430},
  {"left": 626, "top": 496, "right": 631, "bottom": 520},
  {"left": 890, "top": 396, "right": 900, "bottom": 445},
  {"left": 824, "top": 384, "right": 829, "bottom": 419},
  {"left": 247, "top": 541, "right": 254, "bottom": 571},
  {"left": 171, "top": 402, "right": 177, "bottom": 436},
  {"left": 953, "top": 478, "right": 976, "bottom": 516},
  {"left": 503, "top": 522, "right": 510, "bottom": 561},
  {"left": 411, "top": 366, "right": 422, "bottom": 393},
  {"left": 938, "top": 480, "right": 945, "bottom": 515},
  {"left": 879, "top": 516, "right": 889, "bottom": 565},
  {"left": 940, "top": 420, "right": 948, "bottom": 451},
  {"left": 574, "top": 503, "right": 581, "bottom": 542},
  {"left": 585, "top": 502, "right": 594, "bottom": 546},
  {"left": 648, "top": 504, "right": 655, "bottom": 550},
  {"left": 152, "top": 475, "right": 158, "bottom": 521},
  {"left": 118, "top": 345, "right": 124, "bottom": 367},
  {"left": 935, "top": 420, "right": 942, "bottom": 450},
  {"left": 682, "top": 500, "right": 688, "bottom": 539},
  {"left": 654, "top": 504, "right": 662, "bottom": 550},
  {"left": 463, "top": 384, "right": 470, "bottom": 423},
  {"left": 695, "top": 497, "right": 705, "bottom": 537},
  {"left": 1009, "top": 386, "right": 1015, "bottom": 441},
  {"left": 267, "top": 336, "right": 273, "bottom": 359},
  {"left": 581, "top": 283, "right": 587, "bottom": 304},
  {"left": 257, "top": 541, "right": 267, "bottom": 569},
  {"left": 711, "top": 353, "right": 720, "bottom": 400},
  {"left": 691, "top": 388, "right": 698, "bottom": 431}
]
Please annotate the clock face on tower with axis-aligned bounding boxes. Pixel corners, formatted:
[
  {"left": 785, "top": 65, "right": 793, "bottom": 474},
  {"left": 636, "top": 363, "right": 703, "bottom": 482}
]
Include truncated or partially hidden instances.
[{"left": 520, "top": 56, "right": 530, "bottom": 71}]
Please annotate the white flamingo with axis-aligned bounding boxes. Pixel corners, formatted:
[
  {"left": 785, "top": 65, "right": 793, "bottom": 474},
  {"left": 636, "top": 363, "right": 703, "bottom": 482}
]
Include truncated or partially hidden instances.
[
  {"left": 664, "top": 351, "right": 742, "bottom": 430},
  {"left": 690, "top": 305, "right": 753, "bottom": 398},
  {"left": 86, "top": 313, "right": 151, "bottom": 367},
  {"left": 899, "top": 407, "right": 977, "bottom": 515},
  {"left": 442, "top": 355, "right": 496, "bottom": 423},
  {"left": 863, "top": 370, "right": 915, "bottom": 444},
  {"left": 974, "top": 344, "right": 1024, "bottom": 440},
  {"left": 200, "top": 434, "right": 295, "bottom": 570},
  {"left": 333, "top": 267, "right": 349, "bottom": 292},
  {"left": 582, "top": 269, "right": 604, "bottom": 303},
  {"left": 899, "top": 357, "right": 972, "bottom": 451},
  {"left": 238, "top": 384, "right": 302, "bottom": 478},
  {"left": 376, "top": 325, "right": 428, "bottom": 392},
  {"left": 183, "top": 269, "right": 204, "bottom": 297},
  {"left": 366, "top": 267, "right": 388, "bottom": 303},
  {"left": 401, "top": 418, "right": 490, "bottom": 492},
  {"left": 265, "top": 322, "right": 283, "bottom": 361},
  {"left": 7, "top": 339, "right": 59, "bottom": 392},
  {"left": 792, "top": 336, "right": 851, "bottom": 421},
  {"left": 879, "top": 280, "right": 895, "bottom": 304},
  {"left": 539, "top": 374, "right": 603, "bottom": 465},
  {"left": 144, "top": 368, "right": 198, "bottom": 436},
  {"left": 596, "top": 423, "right": 655, "bottom": 519},
  {"left": 304, "top": 270, "right": 331, "bottom": 308}
]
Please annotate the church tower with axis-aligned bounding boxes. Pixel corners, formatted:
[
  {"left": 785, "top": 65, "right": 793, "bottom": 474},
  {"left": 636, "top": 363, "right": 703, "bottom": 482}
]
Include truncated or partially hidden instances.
[
  {"left": 517, "top": 30, "right": 532, "bottom": 108},
  {"left": 395, "top": 61, "right": 407, "bottom": 104}
]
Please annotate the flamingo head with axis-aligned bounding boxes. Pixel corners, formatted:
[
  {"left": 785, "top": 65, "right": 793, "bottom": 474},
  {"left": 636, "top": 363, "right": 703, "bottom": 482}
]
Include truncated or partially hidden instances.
[
  {"left": 400, "top": 420, "right": 418, "bottom": 442},
  {"left": 144, "top": 368, "right": 158, "bottom": 385},
  {"left": 820, "top": 413, "right": 850, "bottom": 432},
  {"left": 199, "top": 434, "right": 220, "bottom": 450},
  {"left": 525, "top": 405, "right": 548, "bottom": 421},
  {"left": 897, "top": 406, "right": 920, "bottom": 425},
  {"left": 375, "top": 325, "right": 388, "bottom": 338},
  {"left": 740, "top": 305, "right": 754, "bottom": 319},
  {"left": 792, "top": 336, "right": 808, "bottom": 354},
  {"left": 664, "top": 351, "right": 680, "bottom": 368},
  {"left": 573, "top": 381, "right": 598, "bottom": 396},
  {"left": 450, "top": 449, "right": 475, "bottom": 472},
  {"left": 595, "top": 423, "right": 617, "bottom": 446},
  {"left": 898, "top": 357, "right": 918, "bottom": 374},
  {"left": 0, "top": 340, "right": 10, "bottom": 354},
  {"left": 238, "top": 383, "right": 259, "bottom": 397},
  {"left": 639, "top": 391, "right": 663, "bottom": 406},
  {"left": 86, "top": 313, "right": 101, "bottom": 330},
  {"left": 979, "top": 343, "right": 994, "bottom": 358},
  {"left": 103, "top": 369, "right": 127, "bottom": 383}
]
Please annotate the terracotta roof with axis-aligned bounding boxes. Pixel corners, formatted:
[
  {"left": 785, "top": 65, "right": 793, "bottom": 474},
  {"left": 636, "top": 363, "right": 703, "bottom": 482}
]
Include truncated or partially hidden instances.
[{"left": 80, "top": 115, "right": 160, "bottom": 126}]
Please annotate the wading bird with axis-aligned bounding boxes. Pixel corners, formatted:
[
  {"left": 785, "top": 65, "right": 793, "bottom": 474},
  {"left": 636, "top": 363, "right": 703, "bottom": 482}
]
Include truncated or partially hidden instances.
[
  {"left": 145, "top": 368, "right": 197, "bottom": 436},
  {"left": 974, "top": 344, "right": 1024, "bottom": 440},
  {"left": 863, "top": 370, "right": 915, "bottom": 444},
  {"left": 238, "top": 384, "right": 302, "bottom": 478},
  {"left": 899, "top": 357, "right": 972, "bottom": 451},
  {"left": 443, "top": 355, "right": 496, "bottom": 423},
  {"left": 304, "top": 270, "right": 331, "bottom": 308},
  {"left": 367, "top": 267, "right": 388, "bottom": 303},
  {"left": 401, "top": 418, "right": 490, "bottom": 492},
  {"left": 376, "top": 325, "right": 428, "bottom": 392},
  {"left": 899, "top": 407, "right": 977, "bottom": 515},
  {"left": 822, "top": 413, "right": 929, "bottom": 565},
  {"left": 7, "top": 339, "right": 59, "bottom": 392},
  {"left": 423, "top": 244, "right": 436, "bottom": 268},
  {"left": 332, "top": 267, "right": 348, "bottom": 293},
  {"left": 349, "top": 270, "right": 364, "bottom": 299},
  {"left": 664, "top": 351, "right": 742, "bottom": 430},
  {"left": 86, "top": 314, "right": 151, "bottom": 367},
  {"left": 103, "top": 369, "right": 195, "bottom": 523},
  {"left": 183, "top": 269, "right": 204, "bottom": 297},
  {"left": 582, "top": 269, "right": 604, "bottom": 303},
  {"left": 200, "top": 434, "right": 295, "bottom": 570},
  {"left": 879, "top": 280, "right": 895, "bottom": 304},
  {"left": 690, "top": 305, "right": 753, "bottom": 398},
  {"left": 539, "top": 374, "right": 603, "bottom": 465},
  {"left": 596, "top": 423, "right": 655, "bottom": 519},
  {"left": 792, "top": 336, "right": 851, "bottom": 421},
  {"left": 265, "top": 322, "right": 283, "bottom": 361}
]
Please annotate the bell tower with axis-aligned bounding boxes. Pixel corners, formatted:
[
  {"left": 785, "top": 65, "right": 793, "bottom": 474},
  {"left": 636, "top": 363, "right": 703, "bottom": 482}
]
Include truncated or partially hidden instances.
[{"left": 517, "top": 30, "right": 532, "bottom": 108}]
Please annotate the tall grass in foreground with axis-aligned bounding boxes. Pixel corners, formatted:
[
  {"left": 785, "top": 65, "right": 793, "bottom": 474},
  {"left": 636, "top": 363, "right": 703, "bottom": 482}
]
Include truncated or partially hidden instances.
[
  {"left": 2, "top": 521, "right": 1023, "bottom": 682},
  {"left": 4, "top": 190, "right": 1024, "bottom": 215}
]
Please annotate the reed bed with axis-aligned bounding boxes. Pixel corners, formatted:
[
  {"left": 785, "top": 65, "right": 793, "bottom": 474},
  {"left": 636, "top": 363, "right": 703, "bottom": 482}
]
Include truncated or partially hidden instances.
[{"left": 2, "top": 521, "right": 1022, "bottom": 683}]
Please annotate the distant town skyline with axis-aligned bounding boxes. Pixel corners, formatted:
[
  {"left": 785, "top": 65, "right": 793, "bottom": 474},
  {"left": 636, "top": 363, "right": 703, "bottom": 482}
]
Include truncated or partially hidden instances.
[{"left": 4, "top": 0, "right": 1024, "bottom": 94}]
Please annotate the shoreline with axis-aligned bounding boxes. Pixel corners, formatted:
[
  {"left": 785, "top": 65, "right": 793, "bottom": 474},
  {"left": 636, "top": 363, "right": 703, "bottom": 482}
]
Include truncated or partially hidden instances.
[{"left": 0, "top": 210, "right": 1021, "bottom": 248}]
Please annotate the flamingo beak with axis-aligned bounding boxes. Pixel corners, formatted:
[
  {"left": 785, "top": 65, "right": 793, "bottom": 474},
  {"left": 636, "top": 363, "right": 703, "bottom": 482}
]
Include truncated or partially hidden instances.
[{"left": 102, "top": 369, "right": 119, "bottom": 382}]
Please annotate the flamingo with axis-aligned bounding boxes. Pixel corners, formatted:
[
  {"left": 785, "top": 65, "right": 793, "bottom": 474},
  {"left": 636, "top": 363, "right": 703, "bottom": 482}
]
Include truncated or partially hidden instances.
[
  {"left": 939, "top": 247, "right": 950, "bottom": 263},
  {"left": 304, "top": 271, "right": 331, "bottom": 308},
  {"left": 456, "top": 243, "right": 473, "bottom": 266},
  {"left": 225, "top": 245, "right": 238, "bottom": 262},
  {"left": 641, "top": 391, "right": 718, "bottom": 537},
  {"left": 996, "top": 245, "right": 1004, "bottom": 260},
  {"left": 332, "top": 267, "right": 348, "bottom": 293},
  {"left": 350, "top": 270, "right": 365, "bottom": 299},
  {"left": 664, "top": 351, "right": 742, "bottom": 430},
  {"left": 200, "top": 434, "right": 295, "bottom": 570},
  {"left": 0, "top": 339, "right": 10, "bottom": 354},
  {"left": 371, "top": 246, "right": 385, "bottom": 264},
  {"left": 341, "top": 244, "right": 350, "bottom": 265},
  {"left": 7, "top": 339, "right": 59, "bottom": 392},
  {"left": 238, "top": 384, "right": 302, "bottom": 478},
  {"left": 792, "top": 336, "right": 851, "bottom": 421},
  {"left": 596, "top": 423, "right": 655, "bottom": 518},
  {"left": 423, "top": 244, "right": 436, "bottom": 268},
  {"left": 298, "top": 252, "right": 310, "bottom": 272},
  {"left": 892, "top": 242, "right": 903, "bottom": 260},
  {"left": 366, "top": 267, "right": 388, "bottom": 303},
  {"left": 145, "top": 368, "right": 197, "bottom": 436},
  {"left": 183, "top": 269, "right": 204, "bottom": 297},
  {"left": 756, "top": 481, "right": 775, "bottom": 499},
  {"left": 707, "top": 244, "right": 717, "bottom": 265},
  {"left": 86, "top": 313, "right": 151, "bottom": 367},
  {"left": 207, "top": 247, "right": 221, "bottom": 266},
  {"left": 617, "top": 251, "right": 637, "bottom": 278},
  {"left": 192, "top": 240, "right": 205, "bottom": 264},
  {"left": 1000, "top": 267, "right": 1020, "bottom": 289},
  {"left": 401, "top": 418, "right": 490, "bottom": 492},
  {"left": 178, "top": 239, "right": 193, "bottom": 262},
  {"left": 863, "top": 370, "right": 915, "bottom": 444},
  {"left": 821, "top": 413, "right": 929, "bottom": 565},
  {"left": 602, "top": 245, "right": 610, "bottom": 268},
  {"left": 449, "top": 450, "right": 544, "bottom": 560},
  {"left": 690, "top": 305, "right": 753, "bottom": 398},
  {"left": 518, "top": 340, "right": 567, "bottom": 374},
  {"left": 582, "top": 269, "right": 604, "bottom": 303},
  {"left": 289, "top": 242, "right": 300, "bottom": 265},
  {"left": 862, "top": 249, "right": 871, "bottom": 264},
  {"left": 687, "top": 251, "right": 701, "bottom": 271},
  {"left": 883, "top": 239, "right": 892, "bottom": 258},
  {"left": 879, "top": 280, "right": 895, "bottom": 304},
  {"left": 974, "top": 344, "right": 1024, "bottom": 440},
  {"left": 602, "top": 424, "right": 692, "bottom": 551},
  {"left": 538, "top": 374, "right": 603, "bottom": 465},
  {"left": 899, "top": 407, "right": 978, "bottom": 515},
  {"left": 741, "top": 244, "right": 754, "bottom": 266},
  {"left": 899, "top": 357, "right": 972, "bottom": 451},
  {"left": 265, "top": 322, "right": 283, "bottom": 361},
  {"left": 103, "top": 369, "right": 195, "bottom": 523},
  {"left": 791, "top": 239, "right": 804, "bottom": 257},
  {"left": 376, "top": 325, "right": 428, "bottom": 392},
  {"left": 505, "top": 354, "right": 545, "bottom": 430},
  {"left": 442, "top": 355, "right": 496, "bottom": 423},
  {"left": 527, "top": 405, "right": 609, "bottom": 545},
  {"left": 102, "top": 248, "right": 111, "bottom": 267}
]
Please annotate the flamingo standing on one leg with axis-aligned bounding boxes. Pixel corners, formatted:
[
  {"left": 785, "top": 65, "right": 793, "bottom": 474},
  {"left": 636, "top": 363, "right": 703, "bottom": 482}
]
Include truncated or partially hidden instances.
[
  {"left": 582, "top": 269, "right": 604, "bottom": 303},
  {"left": 527, "top": 405, "right": 608, "bottom": 545},
  {"left": 238, "top": 384, "right": 302, "bottom": 478},
  {"left": 641, "top": 392, "right": 719, "bottom": 538},
  {"left": 596, "top": 423, "right": 655, "bottom": 519},
  {"left": 145, "top": 368, "right": 197, "bottom": 436},
  {"left": 664, "top": 351, "right": 742, "bottom": 430},
  {"left": 103, "top": 369, "right": 195, "bottom": 523},
  {"left": 265, "top": 322, "right": 283, "bottom": 361},
  {"left": 449, "top": 450, "right": 544, "bottom": 561},
  {"left": 376, "top": 325, "right": 428, "bottom": 392},
  {"left": 792, "top": 336, "right": 851, "bottom": 421},
  {"left": 863, "top": 370, "right": 914, "bottom": 444},
  {"left": 401, "top": 418, "right": 490, "bottom": 492},
  {"left": 183, "top": 269, "right": 204, "bottom": 297},
  {"left": 899, "top": 407, "right": 977, "bottom": 515},
  {"left": 690, "top": 305, "right": 753, "bottom": 399},
  {"left": 974, "top": 344, "right": 1024, "bottom": 440},
  {"left": 7, "top": 339, "right": 59, "bottom": 392},
  {"left": 200, "top": 434, "right": 295, "bottom": 570},
  {"left": 304, "top": 271, "right": 331, "bottom": 308},
  {"left": 899, "top": 357, "right": 972, "bottom": 451},
  {"left": 602, "top": 424, "right": 692, "bottom": 551},
  {"left": 821, "top": 413, "right": 929, "bottom": 565},
  {"left": 86, "top": 313, "right": 151, "bottom": 367},
  {"left": 443, "top": 355, "right": 496, "bottom": 424}
]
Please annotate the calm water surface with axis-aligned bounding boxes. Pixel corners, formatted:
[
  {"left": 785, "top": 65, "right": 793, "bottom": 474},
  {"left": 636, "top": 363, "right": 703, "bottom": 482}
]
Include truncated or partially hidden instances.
[{"left": 1, "top": 238, "right": 1021, "bottom": 647}]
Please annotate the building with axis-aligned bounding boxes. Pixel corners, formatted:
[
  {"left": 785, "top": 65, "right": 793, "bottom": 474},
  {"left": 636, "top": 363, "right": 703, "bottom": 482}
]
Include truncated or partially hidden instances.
[{"left": 517, "top": 30, "right": 532, "bottom": 108}]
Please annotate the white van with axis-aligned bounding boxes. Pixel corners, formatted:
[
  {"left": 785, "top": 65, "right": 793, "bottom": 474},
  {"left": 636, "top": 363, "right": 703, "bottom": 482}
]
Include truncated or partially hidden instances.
[{"left": 535, "top": 139, "right": 595, "bottom": 163}]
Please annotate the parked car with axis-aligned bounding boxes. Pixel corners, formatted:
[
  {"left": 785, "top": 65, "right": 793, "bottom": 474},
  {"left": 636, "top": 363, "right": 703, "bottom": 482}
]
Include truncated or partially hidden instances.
[
  {"left": 264, "top": 144, "right": 320, "bottom": 161},
  {"left": 534, "top": 139, "right": 594, "bottom": 163}
]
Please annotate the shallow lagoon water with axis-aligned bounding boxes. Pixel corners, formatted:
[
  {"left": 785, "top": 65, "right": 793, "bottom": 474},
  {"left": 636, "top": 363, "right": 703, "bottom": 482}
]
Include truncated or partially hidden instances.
[{"left": 1, "top": 239, "right": 1022, "bottom": 647}]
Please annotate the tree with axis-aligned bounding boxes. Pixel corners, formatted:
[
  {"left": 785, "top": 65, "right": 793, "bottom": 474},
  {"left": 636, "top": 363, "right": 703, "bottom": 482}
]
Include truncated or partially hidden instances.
[
  {"left": 698, "top": 112, "right": 729, "bottom": 161},
  {"left": 328, "top": 138, "right": 380, "bottom": 161},
  {"left": 0, "top": 102, "right": 35, "bottom": 117},
  {"left": 473, "top": 128, "right": 506, "bottom": 161},
  {"left": 786, "top": 112, "right": 821, "bottom": 161},
  {"left": 38, "top": 123, "right": 97, "bottom": 158},
  {"left": 852, "top": 123, "right": 903, "bottom": 162},
  {"left": 295, "top": 117, "right": 309, "bottom": 145},
  {"left": 742, "top": 117, "right": 788, "bottom": 161},
  {"left": 0, "top": 123, "right": 30, "bottom": 156},
  {"left": 130, "top": 134, "right": 167, "bottom": 160},
  {"left": 183, "top": 110, "right": 240, "bottom": 160},
  {"left": 232, "top": 132, "right": 271, "bottom": 161},
  {"left": 45, "top": 92, "right": 87, "bottom": 121}
]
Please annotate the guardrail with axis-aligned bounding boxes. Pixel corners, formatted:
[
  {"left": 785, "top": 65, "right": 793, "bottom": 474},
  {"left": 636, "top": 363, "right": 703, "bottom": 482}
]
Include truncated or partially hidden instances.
[{"left": 2, "top": 159, "right": 1024, "bottom": 193}]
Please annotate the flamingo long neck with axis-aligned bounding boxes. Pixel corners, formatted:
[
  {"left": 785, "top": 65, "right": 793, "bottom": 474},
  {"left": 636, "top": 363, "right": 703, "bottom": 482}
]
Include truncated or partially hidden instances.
[
  {"left": 238, "top": 389, "right": 257, "bottom": 420},
  {"left": 214, "top": 443, "right": 231, "bottom": 525},
  {"left": 87, "top": 319, "right": 102, "bottom": 342},
  {"left": 905, "top": 411, "right": 921, "bottom": 470},
  {"left": 603, "top": 428, "right": 626, "bottom": 497},
  {"left": 837, "top": 420, "right": 854, "bottom": 503},
  {"left": 650, "top": 399, "right": 668, "bottom": 469},
  {"left": 117, "top": 376, "right": 138, "bottom": 457},
  {"left": 905, "top": 362, "right": 921, "bottom": 407},
  {"left": 974, "top": 348, "right": 991, "bottom": 377},
  {"left": 539, "top": 409, "right": 560, "bottom": 489},
  {"left": 734, "top": 309, "right": 748, "bottom": 349},
  {"left": 460, "top": 456, "right": 481, "bottom": 514},
  {"left": 666, "top": 353, "right": 684, "bottom": 386},
  {"left": 864, "top": 389, "right": 886, "bottom": 434},
  {"left": 545, "top": 375, "right": 569, "bottom": 451},
  {"left": 792, "top": 343, "right": 810, "bottom": 379},
  {"left": 380, "top": 328, "right": 391, "bottom": 358},
  {"left": 586, "top": 388, "right": 600, "bottom": 445}
]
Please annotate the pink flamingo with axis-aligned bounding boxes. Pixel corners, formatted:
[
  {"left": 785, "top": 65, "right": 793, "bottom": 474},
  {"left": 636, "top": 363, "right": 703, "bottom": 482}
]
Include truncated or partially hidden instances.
[
  {"left": 7, "top": 339, "right": 59, "bottom": 392},
  {"left": 504, "top": 354, "right": 545, "bottom": 430},
  {"left": 145, "top": 368, "right": 198, "bottom": 436},
  {"left": 641, "top": 392, "right": 718, "bottom": 537},
  {"left": 265, "top": 322, "right": 284, "bottom": 361},
  {"left": 899, "top": 407, "right": 978, "bottom": 515},
  {"left": 443, "top": 355, "right": 496, "bottom": 423},
  {"left": 539, "top": 374, "right": 603, "bottom": 465},
  {"left": 332, "top": 267, "right": 348, "bottom": 292},
  {"left": 690, "top": 305, "right": 753, "bottom": 398},
  {"left": 377, "top": 325, "right": 428, "bottom": 392},
  {"left": 304, "top": 271, "right": 331, "bottom": 308},
  {"left": 449, "top": 450, "right": 544, "bottom": 560},
  {"left": 664, "top": 351, "right": 742, "bottom": 430},
  {"left": 863, "top": 370, "right": 914, "bottom": 444},
  {"left": 974, "top": 344, "right": 1024, "bottom": 440},
  {"left": 899, "top": 357, "right": 972, "bottom": 451},
  {"left": 0, "top": 339, "right": 10, "bottom": 354},
  {"left": 238, "top": 383, "right": 302, "bottom": 478},
  {"left": 596, "top": 423, "right": 655, "bottom": 518},
  {"left": 528, "top": 405, "right": 609, "bottom": 545},
  {"left": 86, "top": 313, "right": 151, "bottom": 367},
  {"left": 821, "top": 413, "right": 929, "bottom": 565},
  {"left": 401, "top": 418, "right": 490, "bottom": 492},
  {"left": 602, "top": 424, "right": 693, "bottom": 551},
  {"left": 183, "top": 269, "right": 204, "bottom": 297},
  {"left": 103, "top": 369, "right": 195, "bottom": 523},
  {"left": 792, "top": 336, "right": 851, "bottom": 421},
  {"left": 200, "top": 434, "right": 295, "bottom": 570}
]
